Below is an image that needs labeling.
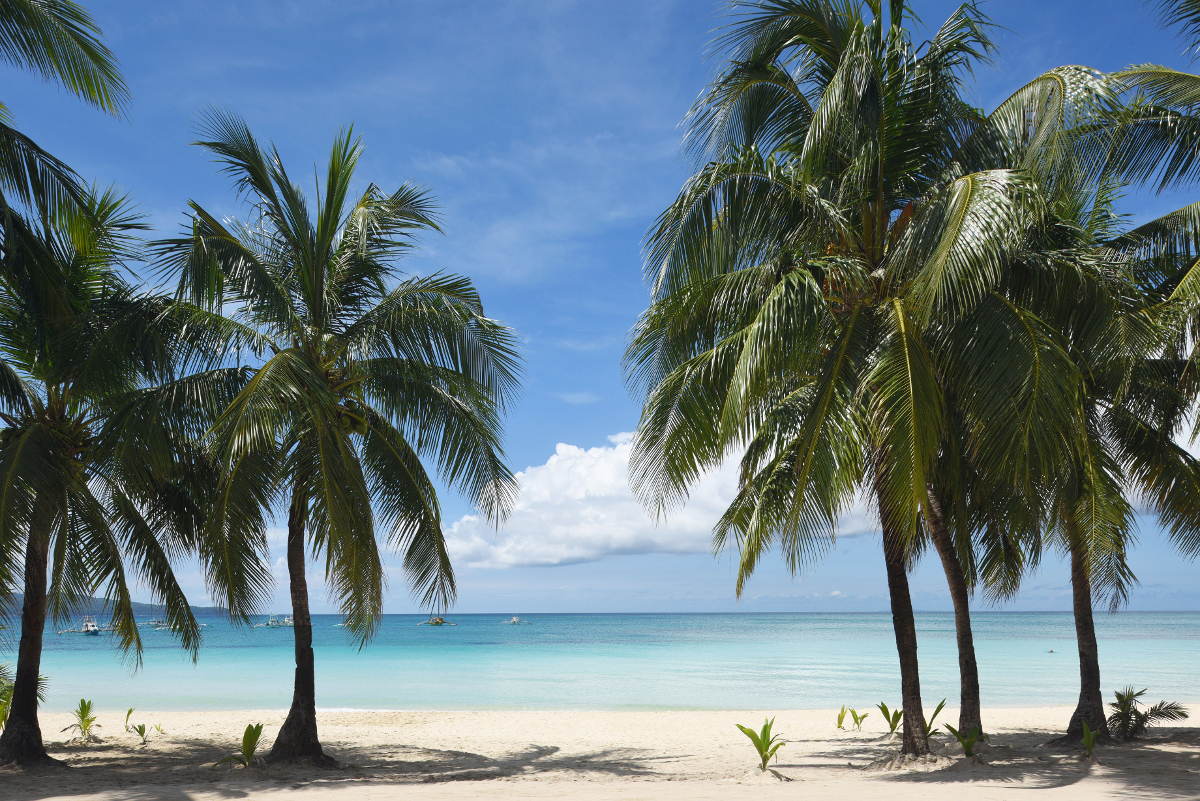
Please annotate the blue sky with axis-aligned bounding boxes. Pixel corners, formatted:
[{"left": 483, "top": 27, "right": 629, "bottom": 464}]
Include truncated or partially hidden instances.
[{"left": 6, "top": 0, "right": 1199, "bottom": 613}]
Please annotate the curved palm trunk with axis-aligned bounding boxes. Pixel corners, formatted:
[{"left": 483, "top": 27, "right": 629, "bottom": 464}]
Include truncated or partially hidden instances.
[
  {"left": 925, "top": 489, "right": 982, "bottom": 736},
  {"left": 874, "top": 473, "right": 929, "bottom": 756},
  {"left": 266, "top": 498, "right": 336, "bottom": 766},
  {"left": 0, "top": 512, "right": 57, "bottom": 766},
  {"left": 1063, "top": 540, "right": 1111, "bottom": 742}
]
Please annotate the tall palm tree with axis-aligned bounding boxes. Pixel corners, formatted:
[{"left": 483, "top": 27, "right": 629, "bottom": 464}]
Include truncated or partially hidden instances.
[
  {"left": 0, "top": 189, "right": 214, "bottom": 766},
  {"left": 156, "top": 111, "right": 521, "bottom": 765},
  {"left": 1, "top": 0, "right": 129, "bottom": 219},
  {"left": 625, "top": 0, "right": 1085, "bottom": 756}
]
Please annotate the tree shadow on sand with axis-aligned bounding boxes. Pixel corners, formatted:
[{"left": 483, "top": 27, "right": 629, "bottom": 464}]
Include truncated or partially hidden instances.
[
  {"left": 0, "top": 737, "right": 680, "bottom": 800},
  {"left": 865, "top": 727, "right": 1200, "bottom": 799}
]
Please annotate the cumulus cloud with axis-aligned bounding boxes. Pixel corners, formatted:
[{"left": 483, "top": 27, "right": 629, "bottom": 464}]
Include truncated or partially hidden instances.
[{"left": 445, "top": 432, "right": 879, "bottom": 569}]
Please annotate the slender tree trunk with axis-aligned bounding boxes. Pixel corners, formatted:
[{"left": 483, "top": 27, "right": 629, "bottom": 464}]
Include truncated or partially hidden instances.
[
  {"left": 266, "top": 497, "right": 336, "bottom": 766},
  {"left": 874, "top": 471, "right": 929, "bottom": 756},
  {"left": 1063, "top": 539, "right": 1111, "bottom": 742},
  {"left": 925, "top": 489, "right": 982, "bottom": 736},
  {"left": 0, "top": 513, "right": 58, "bottom": 766}
]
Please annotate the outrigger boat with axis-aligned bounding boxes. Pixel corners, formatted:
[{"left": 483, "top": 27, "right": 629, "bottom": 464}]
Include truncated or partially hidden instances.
[
  {"left": 417, "top": 604, "right": 456, "bottom": 626},
  {"left": 254, "top": 614, "right": 294, "bottom": 628},
  {"left": 58, "top": 616, "right": 102, "bottom": 635},
  {"left": 502, "top": 616, "right": 532, "bottom": 625}
]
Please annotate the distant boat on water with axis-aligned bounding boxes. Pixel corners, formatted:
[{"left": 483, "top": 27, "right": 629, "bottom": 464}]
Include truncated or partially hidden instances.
[
  {"left": 58, "top": 616, "right": 102, "bottom": 635},
  {"left": 254, "top": 615, "right": 293, "bottom": 628},
  {"left": 502, "top": 616, "right": 531, "bottom": 625}
]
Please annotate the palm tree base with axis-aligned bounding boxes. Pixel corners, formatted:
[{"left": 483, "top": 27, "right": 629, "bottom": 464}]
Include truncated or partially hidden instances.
[
  {"left": 0, "top": 719, "right": 62, "bottom": 768},
  {"left": 265, "top": 711, "right": 337, "bottom": 768}
]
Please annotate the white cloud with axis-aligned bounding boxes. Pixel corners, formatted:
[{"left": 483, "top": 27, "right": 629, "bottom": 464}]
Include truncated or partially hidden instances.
[
  {"left": 556, "top": 391, "right": 599, "bottom": 404},
  {"left": 445, "top": 432, "right": 879, "bottom": 569}
]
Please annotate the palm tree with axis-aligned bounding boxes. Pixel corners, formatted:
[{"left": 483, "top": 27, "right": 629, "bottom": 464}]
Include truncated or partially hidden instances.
[
  {"left": 1, "top": 0, "right": 129, "bottom": 219},
  {"left": 155, "top": 110, "right": 521, "bottom": 765},
  {"left": 625, "top": 0, "right": 1086, "bottom": 756},
  {"left": 0, "top": 189, "right": 214, "bottom": 766}
]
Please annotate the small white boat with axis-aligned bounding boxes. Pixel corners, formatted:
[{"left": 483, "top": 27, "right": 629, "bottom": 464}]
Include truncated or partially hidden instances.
[
  {"left": 502, "top": 616, "right": 532, "bottom": 625},
  {"left": 255, "top": 614, "right": 294, "bottom": 628},
  {"left": 58, "top": 616, "right": 103, "bottom": 635},
  {"left": 417, "top": 615, "right": 456, "bottom": 626}
]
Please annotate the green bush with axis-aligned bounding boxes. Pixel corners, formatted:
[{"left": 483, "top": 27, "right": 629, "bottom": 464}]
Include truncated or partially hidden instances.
[{"left": 1107, "top": 686, "right": 1188, "bottom": 741}]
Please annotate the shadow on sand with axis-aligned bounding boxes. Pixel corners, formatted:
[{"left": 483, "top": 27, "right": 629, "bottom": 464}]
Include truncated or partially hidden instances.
[{"left": 1, "top": 726, "right": 1197, "bottom": 800}]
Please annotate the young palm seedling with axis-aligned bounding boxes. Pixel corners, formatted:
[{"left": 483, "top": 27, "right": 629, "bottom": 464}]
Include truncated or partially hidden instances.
[
  {"left": 877, "top": 703, "right": 903, "bottom": 735},
  {"left": 735, "top": 717, "right": 785, "bottom": 771},
  {"left": 132, "top": 723, "right": 149, "bottom": 746},
  {"left": 125, "top": 707, "right": 136, "bottom": 733},
  {"left": 924, "top": 699, "right": 947, "bottom": 738},
  {"left": 1081, "top": 720, "right": 1097, "bottom": 759},
  {"left": 849, "top": 710, "right": 869, "bottom": 732},
  {"left": 1107, "top": 687, "right": 1189, "bottom": 741},
  {"left": 154, "top": 724, "right": 165, "bottom": 735},
  {"left": 945, "top": 724, "right": 989, "bottom": 757},
  {"left": 214, "top": 723, "right": 265, "bottom": 769},
  {"left": 62, "top": 699, "right": 101, "bottom": 743},
  {"left": 836, "top": 706, "right": 848, "bottom": 730}
]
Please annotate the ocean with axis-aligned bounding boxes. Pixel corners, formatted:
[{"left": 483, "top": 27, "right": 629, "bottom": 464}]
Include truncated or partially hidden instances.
[{"left": 12, "top": 612, "right": 1199, "bottom": 712}]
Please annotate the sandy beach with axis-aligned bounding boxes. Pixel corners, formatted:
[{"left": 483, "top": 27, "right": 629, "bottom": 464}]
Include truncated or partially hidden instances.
[{"left": 1, "top": 706, "right": 1196, "bottom": 800}]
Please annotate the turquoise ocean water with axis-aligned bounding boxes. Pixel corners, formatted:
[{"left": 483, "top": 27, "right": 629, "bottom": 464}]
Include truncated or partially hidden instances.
[{"left": 11, "top": 612, "right": 1199, "bottom": 712}]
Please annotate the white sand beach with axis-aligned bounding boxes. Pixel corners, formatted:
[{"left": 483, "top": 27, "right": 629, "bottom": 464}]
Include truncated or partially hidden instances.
[{"left": 2, "top": 706, "right": 1196, "bottom": 800}]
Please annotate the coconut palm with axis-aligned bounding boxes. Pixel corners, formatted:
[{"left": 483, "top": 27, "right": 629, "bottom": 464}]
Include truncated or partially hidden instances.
[
  {"left": 155, "top": 110, "right": 521, "bottom": 764},
  {"left": 625, "top": 0, "right": 1090, "bottom": 756},
  {"left": 0, "top": 189, "right": 217, "bottom": 766},
  {"left": 0, "top": 0, "right": 128, "bottom": 219}
]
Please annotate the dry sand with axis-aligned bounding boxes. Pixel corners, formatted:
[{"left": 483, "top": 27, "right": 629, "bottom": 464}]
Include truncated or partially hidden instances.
[{"left": 2, "top": 706, "right": 1197, "bottom": 800}]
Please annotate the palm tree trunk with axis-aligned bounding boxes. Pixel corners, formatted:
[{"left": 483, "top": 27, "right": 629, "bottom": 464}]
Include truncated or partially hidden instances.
[
  {"left": 1063, "top": 539, "right": 1111, "bottom": 742},
  {"left": 874, "top": 470, "right": 929, "bottom": 756},
  {"left": 925, "top": 488, "right": 982, "bottom": 736},
  {"left": 266, "top": 496, "right": 336, "bottom": 766},
  {"left": 0, "top": 512, "right": 57, "bottom": 766}
]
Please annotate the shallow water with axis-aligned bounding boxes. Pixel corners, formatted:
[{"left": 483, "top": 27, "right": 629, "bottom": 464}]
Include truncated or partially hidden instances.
[{"left": 14, "top": 612, "right": 1200, "bottom": 712}]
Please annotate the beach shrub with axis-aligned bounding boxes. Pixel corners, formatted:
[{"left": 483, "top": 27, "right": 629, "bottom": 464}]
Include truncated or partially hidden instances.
[
  {"left": 944, "top": 724, "right": 989, "bottom": 757},
  {"left": 877, "top": 702, "right": 902, "bottom": 735},
  {"left": 849, "top": 709, "right": 869, "bottom": 732},
  {"left": 1107, "top": 686, "right": 1189, "bottom": 741},
  {"left": 924, "top": 699, "right": 946, "bottom": 736},
  {"left": 214, "top": 723, "right": 265, "bottom": 769},
  {"left": 61, "top": 698, "right": 100, "bottom": 742},
  {"left": 132, "top": 723, "right": 149, "bottom": 746},
  {"left": 836, "top": 706, "right": 848, "bottom": 730},
  {"left": 735, "top": 717, "right": 785, "bottom": 771},
  {"left": 1081, "top": 720, "right": 1097, "bottom": 757}
]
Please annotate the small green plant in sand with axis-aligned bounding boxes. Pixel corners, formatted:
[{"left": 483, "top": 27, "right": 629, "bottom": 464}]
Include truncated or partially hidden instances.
[
  {"left": 945, "top": 724, "right": 989, "bottom": 757},
  {"left": 924, "top": 699, "right": 946, "bottom": 737},
  {"left": 132, "top": 723, "right": 150, "bottom": 746},
  {"left": 214, "top": 723, "right": 265, "bottom": 768},
  {"left": 1081, "top": 720, "right": 1097, "bottom": 758},
  {"left": 836, "top": 706, "right": 848, "bottom": 730},
  {"left": 849, "top": 709, "right": 869, "bottom": 732},
  {"left": 736, "top": 717, "right": 785, "bottom": 771},
  {"left": 125, "top": 707, "right": 136, "bottom": 732},
  {"left": 1107, "top": 686, "right": 1189, "bottom": 741},
  {"left": 154, "top": 723, "right": 165, "bottom": 735},
  {"left": 877, "top": 702, "right": 902, "bottom": 735},
  {"left": 62, "top": 698, "right": 100, "bottom": 742}
]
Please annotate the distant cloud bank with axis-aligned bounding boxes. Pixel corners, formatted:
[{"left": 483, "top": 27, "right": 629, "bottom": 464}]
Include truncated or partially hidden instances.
[{"left": 445, "top": 432, "right": 878, "bottom": 569}]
